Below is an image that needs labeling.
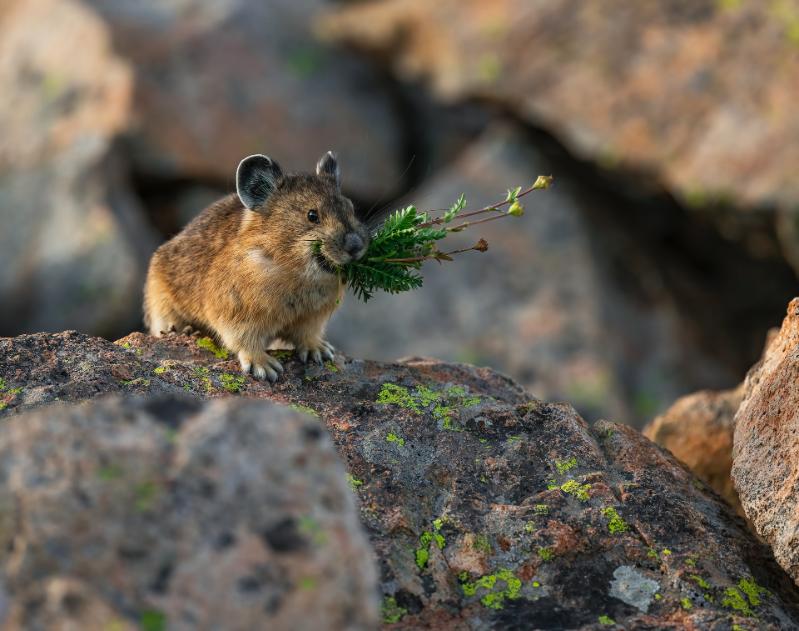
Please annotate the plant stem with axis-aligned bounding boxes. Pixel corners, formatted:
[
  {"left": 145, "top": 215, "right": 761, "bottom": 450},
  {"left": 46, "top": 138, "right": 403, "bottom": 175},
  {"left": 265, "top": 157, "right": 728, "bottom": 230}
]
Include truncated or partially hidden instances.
[
  {"left": 380, "top": 241, "right": 488, "bottom": 264},
  {"left": 446, "top": 213, "right": 511, "bottom": 232},
  {"left": 417, "top": 182, "right": 538, "bottom": 229}
]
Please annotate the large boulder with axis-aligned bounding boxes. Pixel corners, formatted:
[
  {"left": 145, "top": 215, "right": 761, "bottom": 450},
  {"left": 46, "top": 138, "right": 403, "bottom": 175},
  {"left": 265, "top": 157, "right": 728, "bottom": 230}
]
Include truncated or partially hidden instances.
[
  {"left": 0, "top": 0, "right": 157, "bottom": 338},
  {"left": 0, "top": 395, "right": 379, "bottom": 630},
  {"left": 81, "top": 0, "right": 404, "bottom": 201},
  {"left": 733, "top": 298, "right": 799, "bottom": 586},
  {"left": 330, "top": 123, "right": 739, "bottom": 426},
  {"left": 319, "top": 0, "right": 799, "bottom": 212},
  {"left": 644, "top": 386, "right": 743, "bottom": 515},
  {"left": 2, "top": 330, "right": 798, "bottom": 628}
]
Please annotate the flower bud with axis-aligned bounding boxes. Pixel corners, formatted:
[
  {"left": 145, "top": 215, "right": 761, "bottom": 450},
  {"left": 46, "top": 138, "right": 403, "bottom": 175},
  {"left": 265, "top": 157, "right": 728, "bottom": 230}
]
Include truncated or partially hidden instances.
[{"left": 507, "top": 201, "right": 524, "bottom": 216}]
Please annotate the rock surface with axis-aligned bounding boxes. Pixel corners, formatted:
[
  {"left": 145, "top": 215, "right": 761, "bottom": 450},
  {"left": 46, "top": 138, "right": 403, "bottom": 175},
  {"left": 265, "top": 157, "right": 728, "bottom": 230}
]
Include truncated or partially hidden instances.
[
  {"left": 331, "top": 124, "right": 737, "bottom": 426},
  {"left": 82, "top": 0, "right": 404, "bottom": 200},
  {"left": 733, "top": 298, "right": 799, "bottom": 587},
  {"left": 0, "top": 394, "right": 378, "bottom": 630},
  {"left": 644, "top": 387, "right": 743, "bottom": 516},
  {"left": 319, "top": 0, "right": 799, "bottom": 211},
  {"left": 0, "top": 0, "right": 157, "bottom": 337},
  {"left": 2, "top": 330, "right": 798, "bottom": 628}
]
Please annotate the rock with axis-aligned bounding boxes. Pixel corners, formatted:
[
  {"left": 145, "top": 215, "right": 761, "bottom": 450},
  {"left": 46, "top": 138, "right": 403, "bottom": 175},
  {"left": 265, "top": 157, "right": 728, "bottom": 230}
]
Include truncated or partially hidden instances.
[
  {"left": 2, "top": 330, "right": 799, "bottom": 628},
  {"left": 644, "top": 386, "right": 743, "bottom": 515},
  {"left": 733, "top": 298, "right": 799, "bottom": 587},
  {"left": 319, "top": 0, "right": 799, "bottom": 212},
  {"left": 0, "top": 394, "right": 379, "bottom": 630},
  {"left": 330, "top": 124, "right": 737, "bottom": 426},
  {"left": 81, "top": 0, "right": 404, "bottom": 201},
  {"left": 0, "top": 0, "right": 157, "bottom": 338}
]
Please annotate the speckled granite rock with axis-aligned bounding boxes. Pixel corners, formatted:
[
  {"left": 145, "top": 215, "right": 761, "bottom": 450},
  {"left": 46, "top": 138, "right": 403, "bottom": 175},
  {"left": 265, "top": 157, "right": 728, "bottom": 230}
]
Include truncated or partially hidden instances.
[
  {"left": 734, "top": 298, "right": 799, "bottom": 587},
  {"left": 644, "top": 386, "right": 743, "bottom": 516},
  {"left": 0, "top": 395, "right": 378, "bottom": 630},
  {"left": 1, "top": 330, "right": 799, "bottom": 629}
]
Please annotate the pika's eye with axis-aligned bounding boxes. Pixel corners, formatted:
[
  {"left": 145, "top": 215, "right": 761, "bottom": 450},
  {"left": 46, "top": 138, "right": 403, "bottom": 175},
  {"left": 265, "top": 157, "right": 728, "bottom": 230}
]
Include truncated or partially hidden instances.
[{"left": 307, "top": 209, "right": 319, "bottom": 224}]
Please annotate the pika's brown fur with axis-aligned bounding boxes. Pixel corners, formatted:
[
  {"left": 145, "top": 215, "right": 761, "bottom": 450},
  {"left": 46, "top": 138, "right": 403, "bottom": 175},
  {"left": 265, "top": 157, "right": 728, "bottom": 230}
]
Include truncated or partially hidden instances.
[{"left": 143, "top": 152, "right": 369, "bottom": 381}]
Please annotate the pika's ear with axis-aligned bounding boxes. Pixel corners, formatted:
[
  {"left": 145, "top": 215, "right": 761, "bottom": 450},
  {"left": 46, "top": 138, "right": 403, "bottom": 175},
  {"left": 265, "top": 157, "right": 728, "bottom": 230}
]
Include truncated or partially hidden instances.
[
  {"left": 316, "top": 150, "right": 340, "bottom": 189},
  {"left": 236, "top": 154, "right": 283, "bottom": 210}
]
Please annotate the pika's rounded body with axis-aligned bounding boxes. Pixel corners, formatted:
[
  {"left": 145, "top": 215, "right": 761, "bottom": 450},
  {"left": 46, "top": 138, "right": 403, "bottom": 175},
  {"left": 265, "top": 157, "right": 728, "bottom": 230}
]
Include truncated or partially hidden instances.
[{"left": 144, "top": 152, "right": 368, "bottom": 381}]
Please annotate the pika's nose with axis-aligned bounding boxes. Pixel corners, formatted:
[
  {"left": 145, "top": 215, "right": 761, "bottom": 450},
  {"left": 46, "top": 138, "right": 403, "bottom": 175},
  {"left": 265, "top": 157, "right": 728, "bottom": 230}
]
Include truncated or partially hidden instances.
[{"left": 343, "top": 232, "right": 365, "bottom": 259}]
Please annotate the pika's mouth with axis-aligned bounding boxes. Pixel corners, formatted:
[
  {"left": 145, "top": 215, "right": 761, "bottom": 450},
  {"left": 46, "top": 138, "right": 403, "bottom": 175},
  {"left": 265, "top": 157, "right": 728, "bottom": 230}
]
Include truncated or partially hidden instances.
[{"left": 313, "top": 248, "right": 340, "bottom": 275}]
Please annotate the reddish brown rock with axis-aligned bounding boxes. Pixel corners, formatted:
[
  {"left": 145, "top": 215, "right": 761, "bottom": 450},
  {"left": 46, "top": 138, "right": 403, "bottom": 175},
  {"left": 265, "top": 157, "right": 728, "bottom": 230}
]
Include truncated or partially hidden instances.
[
  {"left": 644, "top": 386, "right": 743, "bottom": 515},
  {"left": 733, "top": 298, "right": 799, "bottom": 586},
  {"left": 0, "top": 395, "right": 379, "bottom": 630},
  {"left": 2, "top": 330, "right": 799, "bottom": 628}
]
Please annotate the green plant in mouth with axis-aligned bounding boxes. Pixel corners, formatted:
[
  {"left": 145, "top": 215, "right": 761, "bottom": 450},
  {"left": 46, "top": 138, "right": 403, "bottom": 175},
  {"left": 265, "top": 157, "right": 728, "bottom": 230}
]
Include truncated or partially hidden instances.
[{"left": 335, "top": 176, "right": 553, "bottom": 302}]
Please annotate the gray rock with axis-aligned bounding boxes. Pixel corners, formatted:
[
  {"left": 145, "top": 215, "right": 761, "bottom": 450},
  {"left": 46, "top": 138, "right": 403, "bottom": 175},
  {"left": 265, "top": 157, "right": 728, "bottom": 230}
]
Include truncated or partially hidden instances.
[
  {"left": 0, "top": 0, "right": 157, "bottom": 338},
  {"left": 0, "top": 395, "right": 379, "bottom": 630}
]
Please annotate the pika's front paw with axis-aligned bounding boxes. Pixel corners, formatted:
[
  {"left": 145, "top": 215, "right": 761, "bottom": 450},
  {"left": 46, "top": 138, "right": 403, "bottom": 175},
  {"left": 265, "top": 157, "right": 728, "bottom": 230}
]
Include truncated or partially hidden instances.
[
  {"left": 296, "top": 340, "right": 335, "bottom": 365},
  {"left": 238, "top": 352, "right": 284, "bottom": 383}
]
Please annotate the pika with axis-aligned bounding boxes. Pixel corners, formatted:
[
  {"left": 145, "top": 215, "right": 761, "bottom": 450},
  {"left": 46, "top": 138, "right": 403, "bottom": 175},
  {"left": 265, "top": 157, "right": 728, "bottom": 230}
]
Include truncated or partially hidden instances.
[{"left": 143, "top": 151, "right": 369, "bottom": 381}]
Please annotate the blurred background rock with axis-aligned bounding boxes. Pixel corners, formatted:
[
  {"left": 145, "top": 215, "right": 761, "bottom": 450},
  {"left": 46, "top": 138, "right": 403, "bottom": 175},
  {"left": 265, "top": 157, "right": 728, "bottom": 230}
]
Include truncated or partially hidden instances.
[{"left": 2, "top": 0, "right": 798, "bottom": 427}]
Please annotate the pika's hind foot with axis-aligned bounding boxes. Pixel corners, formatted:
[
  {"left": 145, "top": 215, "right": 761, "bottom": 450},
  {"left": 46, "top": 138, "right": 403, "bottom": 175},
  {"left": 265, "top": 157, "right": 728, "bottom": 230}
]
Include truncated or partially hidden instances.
[
  {"left": 296, "top": 340, "right": 335, "bottom": 365},
  {"left": 238, "top": 351, "right": 284, "bottom": 382}
]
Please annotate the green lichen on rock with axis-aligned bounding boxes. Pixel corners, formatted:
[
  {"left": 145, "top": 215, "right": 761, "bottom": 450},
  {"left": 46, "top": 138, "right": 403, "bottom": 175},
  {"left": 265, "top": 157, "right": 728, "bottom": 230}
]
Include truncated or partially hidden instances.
[
  {"left": 119, "top": 377, "right": 150, "bottom": 388},
  {"left": 220, "top": 373, "right": 246, "bottom": 393},
  {"left": 598, "top": 615, "right": 615, "bottom": 626},
  {"left": 386, "top": 432, "right": 405, "bottom": 447},
  {"left": 555, "top": 457, "right": 578, "bottom": 474},
  {"left": 602, "top": 507, "right": 628, "bottom": 533},
  {"left": 473, "top": 534, "right": 492, "bottom": 554},
  {"left": 381, "top": 596, "right": 407, "bottom": 624},
  {"left": 378, "top": 384, "right": 419, "bottom": 411},
  {"left": 376, "top": 382, "right": 480, "bottom": 430},
  {"left": 271, "top": 349, "right": 293, "bottom": 361},
  {"left": 346, "top": 473, "right": 364, "bottom": 491},
  {"left": 153, "top": 365, "right": 168, "bottom": 375},
  {"left": 140, "top": 609, "right": 167, "bottom": 631},
  {"left": 196, "top": 336, "right": 228, "bottom": 359},
  {"left": 289, "top": 403, "right": 319, "bottom": 417},
  {"left": 135, "top": 481, "right": 159, "bottom": 512},
  {"left": 738, "top": 577, "right": 768, "bottom": 607},
  {"left": 0, "top": 381, "right": 22, "bottom": 411},
  {"left": 690, "top": 574, "right": 712, "bottom": 590},
  {"left": 681, "top": 597, "right": 693, "bottom": 610},
  {"left": 561, "top": 479, "right": 591, "bottom": 502},
  {"left": 722, "top": 577, "right": 769, "bottom": 616},
  {"left": 192, "top": 366, "right": 213, "bottom": 391},
  {"left": 299, "top": 515, "right": 327, "bottom": 546},
  {"left": 534, "top": 503, "right": 549, "bottom": 515},
  {"left": 538, "top": 546, "right": 554, "bottom": 562},
  {"left": 415, "top": 526, "right": 445, "bottom": 570},
  {"left": 460, "top": 568, "right": 522, "bottom": 610},
  {"left": 98, "top": 464, "right": 124, "bottom": 480},
  {"left": 324, "top": 361, "right": 338, "bottom": 373}
]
